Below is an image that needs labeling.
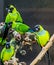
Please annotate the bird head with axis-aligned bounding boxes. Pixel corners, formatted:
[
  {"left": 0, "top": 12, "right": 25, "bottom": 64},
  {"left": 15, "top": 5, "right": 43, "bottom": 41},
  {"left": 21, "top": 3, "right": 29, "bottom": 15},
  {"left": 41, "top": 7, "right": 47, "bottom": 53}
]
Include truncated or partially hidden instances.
[
  {"left": 6, "top": 42, "right": 10, "bottom": 49},
  {"left": 34, "top": 24, "right": 44, "bottom": 32},
  {"left": 6, "top": 5, "right": 17, "bottom": 13}
]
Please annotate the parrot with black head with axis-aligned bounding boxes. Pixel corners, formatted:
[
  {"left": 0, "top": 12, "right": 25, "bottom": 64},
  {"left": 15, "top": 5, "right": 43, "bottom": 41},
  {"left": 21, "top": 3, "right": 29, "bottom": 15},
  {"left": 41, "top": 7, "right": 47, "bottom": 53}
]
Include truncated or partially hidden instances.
[
  {"left": 1, "top": 42, "right": 14, "bottom": 64},
  {"left": 34, "top": 24, "right": 50, "bottom": 47},
  {"left": 5, "top": 5, "right": 23, "bottom": 23},
  {"left": 34, "top": 24, "right": 50, "bottom": 65}
]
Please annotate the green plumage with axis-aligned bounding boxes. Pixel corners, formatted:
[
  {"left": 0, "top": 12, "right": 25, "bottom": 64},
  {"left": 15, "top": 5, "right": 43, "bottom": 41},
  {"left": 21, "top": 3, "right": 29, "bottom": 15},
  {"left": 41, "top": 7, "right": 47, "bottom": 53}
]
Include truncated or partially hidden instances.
[
  {"left": 5, "top": 5, "right": 23, "bottom": 23},
  {"left": 12, "top": 22, "right": 30, "bottom": 34},
  {"left": 0, "top": 38, "right": 6, "bottom": 45},
  {"left": 1, "top": 46, "right": 14, "bottom": 62},
  {"left": 35, "top": 25, "right": 50, "bottom": 47}
]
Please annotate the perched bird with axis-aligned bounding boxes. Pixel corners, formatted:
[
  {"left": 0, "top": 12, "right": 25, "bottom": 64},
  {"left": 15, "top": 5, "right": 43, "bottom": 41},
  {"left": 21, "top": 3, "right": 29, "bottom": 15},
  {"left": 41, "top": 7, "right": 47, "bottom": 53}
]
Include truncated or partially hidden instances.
[
  {"left": 1, "top": 42, "right": 14, "bottom": 64},
  {"left": 7, "top": 21, "right": 30, "bottom": 35},
  {"left": 34, "top": 24, "right": 50, "bottom": 65},
  {"left": 34, "top": 24, "right": 50, "bottom": 47},
  {"left": 5, "top": 5, "right": 23, "bottom": 23}
]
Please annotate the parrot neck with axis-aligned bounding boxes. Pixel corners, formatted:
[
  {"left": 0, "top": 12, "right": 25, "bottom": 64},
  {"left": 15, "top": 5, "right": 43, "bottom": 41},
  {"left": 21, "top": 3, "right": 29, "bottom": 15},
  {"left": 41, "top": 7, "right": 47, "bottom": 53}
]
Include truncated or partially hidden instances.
[{"left": 36, "top": 30, "right": 46, "bottom": 35}]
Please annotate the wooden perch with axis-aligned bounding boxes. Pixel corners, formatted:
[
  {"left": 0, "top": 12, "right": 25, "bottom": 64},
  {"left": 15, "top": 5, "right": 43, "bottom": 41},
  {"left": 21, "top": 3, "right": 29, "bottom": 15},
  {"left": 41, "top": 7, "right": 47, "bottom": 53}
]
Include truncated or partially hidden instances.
[{"left": 30, "top": 34, "right": 54, "bottom": 65}]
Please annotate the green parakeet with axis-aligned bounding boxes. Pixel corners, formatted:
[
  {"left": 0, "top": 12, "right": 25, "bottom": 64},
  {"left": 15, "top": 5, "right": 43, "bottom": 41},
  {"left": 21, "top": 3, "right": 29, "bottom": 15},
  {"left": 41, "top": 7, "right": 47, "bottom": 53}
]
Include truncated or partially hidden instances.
[
  {"left": 34, "top": 25, "right": 50, "bottom": 47},
  {"left": 10, "top": 22, "right": 30, "bottom": 35},
  {"left": 5, "top": 5, "right": 23, "bottom": 23},
  {"left": 1, "top": 42, "right": 14, "bottom": 62}
]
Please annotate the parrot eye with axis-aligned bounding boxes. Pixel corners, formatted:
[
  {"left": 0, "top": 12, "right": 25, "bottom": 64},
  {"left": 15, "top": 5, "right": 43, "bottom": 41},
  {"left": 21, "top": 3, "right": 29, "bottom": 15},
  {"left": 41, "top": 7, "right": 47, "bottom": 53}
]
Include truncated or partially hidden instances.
[
  {"left": 35, "top": 27, "right": 40, "bottom": 32},
  {"left": 34, "top": 25, "right": 40, "bottom": 32}
]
